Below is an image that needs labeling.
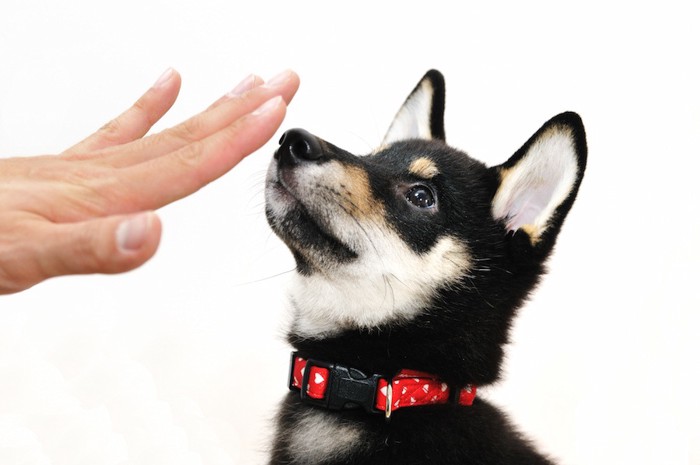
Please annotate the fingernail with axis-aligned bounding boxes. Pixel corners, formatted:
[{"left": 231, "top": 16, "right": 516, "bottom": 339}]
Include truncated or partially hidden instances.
[
  {"left": 116, "top": 213, "right": 153, "bottom": 252},
  {"left": 226, "top": 74, "right": 262, "bottom": 98},
  {"left": 252, "top": 96, "right": 283, "bottom": 116},
  {"left": 262, "top": 70, "right": 292, "bottom": 89},
  {"left": 152, "top": 68, "right": 175, "bottom": 89}
]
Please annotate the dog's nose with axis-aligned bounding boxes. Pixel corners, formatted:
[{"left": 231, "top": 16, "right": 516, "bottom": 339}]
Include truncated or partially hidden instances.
[{"left": 275, "top": 128, "right": 324, "bottom": 163}]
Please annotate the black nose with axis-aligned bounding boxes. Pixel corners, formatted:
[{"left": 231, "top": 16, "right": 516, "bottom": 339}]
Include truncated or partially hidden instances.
[{"left": 275, "top": 128, "right": 324, "bottom": 163}]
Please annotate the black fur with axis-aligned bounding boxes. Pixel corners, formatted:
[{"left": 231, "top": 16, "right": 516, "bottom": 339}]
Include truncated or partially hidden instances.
[
  {"left": 265, "top": 70, "right": 586, "bottom": 465},
  {"left": 272, "top": 397, "right": 554, "bottom": 465},
  {"left": 423, "top": 69, "right": 446, "bottom": 140}
]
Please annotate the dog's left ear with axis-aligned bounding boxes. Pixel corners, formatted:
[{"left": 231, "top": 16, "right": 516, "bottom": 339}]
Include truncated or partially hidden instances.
[
  {"left": 491, "top": 112, "right": 587, "bottom": 248},
  {"left": 382, "top": 69, "right": 446, "bottom": 145}
]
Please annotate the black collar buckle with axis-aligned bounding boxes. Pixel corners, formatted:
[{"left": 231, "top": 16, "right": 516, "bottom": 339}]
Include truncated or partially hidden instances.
[{"left": 289, "top": 353, "right": 384, "bottom": 414}]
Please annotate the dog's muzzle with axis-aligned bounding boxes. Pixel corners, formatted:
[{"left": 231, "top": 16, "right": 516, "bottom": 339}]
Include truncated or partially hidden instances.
[{"left": 275, "top": 128, "right": 325, "bottom": 165}]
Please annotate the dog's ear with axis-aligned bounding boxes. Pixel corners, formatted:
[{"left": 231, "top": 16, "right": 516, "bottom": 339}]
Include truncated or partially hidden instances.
[
  {"left": 382, "top": 69, "right": 446, "bottom": 145},
  {"left": 491, "top": 112, "right": 587, "bottom": 248}
]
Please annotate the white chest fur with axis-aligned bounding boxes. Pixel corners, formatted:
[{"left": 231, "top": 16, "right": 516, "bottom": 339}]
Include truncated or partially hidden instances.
[{"left": 285, "top": 409, "right": 370, "bottom": 464}]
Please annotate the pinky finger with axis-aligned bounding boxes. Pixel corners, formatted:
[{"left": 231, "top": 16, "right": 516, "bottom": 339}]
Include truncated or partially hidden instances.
[
  {"left": 63, "top": 69, "right": 182, "bottom": 157},
  {"left": 117, "top": 95, "right": 288, "bottom": 211}
]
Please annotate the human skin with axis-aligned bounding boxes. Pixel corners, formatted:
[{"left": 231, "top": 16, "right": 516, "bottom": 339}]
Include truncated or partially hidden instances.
[{"left": 0, "top": 68, "right": 300, "bottom": 294}]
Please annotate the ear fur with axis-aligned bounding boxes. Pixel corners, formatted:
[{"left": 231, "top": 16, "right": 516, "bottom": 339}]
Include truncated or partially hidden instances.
[
  {"left": 382, "top": 69, "right": 446, "bottom": 145},
  {"left": 492, "top": 112, "right": 587, "bottom": 245}
]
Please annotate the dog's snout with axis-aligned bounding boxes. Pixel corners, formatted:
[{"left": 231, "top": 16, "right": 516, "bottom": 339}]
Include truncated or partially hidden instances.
[{"left": 275, "top": 128, "right": 324, "bottom": 163}]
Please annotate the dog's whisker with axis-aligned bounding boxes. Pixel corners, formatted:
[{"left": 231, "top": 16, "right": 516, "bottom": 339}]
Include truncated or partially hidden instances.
[
  {"left": 381, "top": 274, "right": 397, "bottom": 313},
  {"left": 232, "top": 267, "right": 296, "bottom": 287}
]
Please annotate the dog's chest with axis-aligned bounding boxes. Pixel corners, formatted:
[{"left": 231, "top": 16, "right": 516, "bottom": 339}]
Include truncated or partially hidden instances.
[{"left": 285, "top": 408, "right": 372, "bottom": 464}]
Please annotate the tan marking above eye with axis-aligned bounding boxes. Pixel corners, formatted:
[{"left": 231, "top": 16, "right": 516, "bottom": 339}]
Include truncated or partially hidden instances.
[{"left": 409, "top": 157, "right": 440, "bottom": 179}]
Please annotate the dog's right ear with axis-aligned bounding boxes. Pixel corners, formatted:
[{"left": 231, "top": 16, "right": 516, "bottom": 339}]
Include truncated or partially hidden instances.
[
  {"left": 382, "top": 69, "right": 446, "bottom": 145},
  {"left": 491, "top": 112, "right": 587, "bottom": 253}
]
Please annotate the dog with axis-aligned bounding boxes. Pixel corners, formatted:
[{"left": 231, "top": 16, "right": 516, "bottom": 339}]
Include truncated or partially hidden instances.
[{"left": 264, "top": 70, "right": 586, "bottom": 464}]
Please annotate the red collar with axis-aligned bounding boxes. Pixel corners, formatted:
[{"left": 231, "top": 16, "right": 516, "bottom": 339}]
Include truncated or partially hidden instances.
[{"left": 289, "top": 353, "right": 476, "bottom": 420}]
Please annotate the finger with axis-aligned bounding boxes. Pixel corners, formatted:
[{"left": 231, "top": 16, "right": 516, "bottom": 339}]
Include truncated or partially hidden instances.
[
  {"left": 112, "top": 95, "right": 287, "bottom": 211},
  {"left": 207, "top": 73, "right": 264, "bottom": 110},
  {"left": 36, "top": 211, "right": 162, "bottom": 279},
  {"left": 93, "top": 69, "right": 299, "bottom": 169},
  {"left": 63, "top": 68, "right": 182, "bottom": 157}
]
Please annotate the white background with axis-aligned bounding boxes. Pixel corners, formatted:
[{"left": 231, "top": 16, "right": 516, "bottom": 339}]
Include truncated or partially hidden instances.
[{"left": 1, "top": 1, "right": 698, "bottom": 464}]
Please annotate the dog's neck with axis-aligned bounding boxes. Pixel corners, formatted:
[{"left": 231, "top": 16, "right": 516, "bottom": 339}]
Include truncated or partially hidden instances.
[
  {"left": 288, "top": 319, "right": 502, "bottom": 389},
  {"left": 287, "top": 234, "right": 471, "bottom": 339},
  {"left": 288, "top": 353, "right": 477, "bottom": 420}
]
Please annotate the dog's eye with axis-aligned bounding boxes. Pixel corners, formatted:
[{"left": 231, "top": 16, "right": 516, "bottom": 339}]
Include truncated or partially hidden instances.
[{"left": 406, "top": 185, "right": 436, "bottom": 208}]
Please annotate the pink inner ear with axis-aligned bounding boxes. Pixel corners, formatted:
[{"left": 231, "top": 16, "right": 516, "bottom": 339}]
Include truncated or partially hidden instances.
[{"left": 505, "top": 184, "right": 556, "bottom": 232}]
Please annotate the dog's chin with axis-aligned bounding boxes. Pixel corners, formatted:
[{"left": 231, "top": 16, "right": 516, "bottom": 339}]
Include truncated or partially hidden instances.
[{"left": 266, "top": 181, "right": 358, "bottom": 274}]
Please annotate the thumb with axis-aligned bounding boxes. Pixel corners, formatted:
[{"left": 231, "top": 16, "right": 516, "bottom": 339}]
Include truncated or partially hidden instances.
[{"left": 44, "top": 211, "right": 162, "bottom": 277}]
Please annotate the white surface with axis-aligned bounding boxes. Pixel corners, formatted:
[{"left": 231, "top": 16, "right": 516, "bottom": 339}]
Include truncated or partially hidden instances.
[{"left": 1, "top": 1, "right": 697, "bottom": 464}]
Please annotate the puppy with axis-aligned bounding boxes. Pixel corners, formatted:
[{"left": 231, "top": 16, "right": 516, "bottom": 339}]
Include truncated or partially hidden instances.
[{"left": 264, "top": 70, "right": 586, "bottom": 464}]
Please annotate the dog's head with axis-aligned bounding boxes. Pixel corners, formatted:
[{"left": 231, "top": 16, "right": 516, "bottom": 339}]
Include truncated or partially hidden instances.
[{"left": 265, "top": 70, "right": 586, "bottom": 384}]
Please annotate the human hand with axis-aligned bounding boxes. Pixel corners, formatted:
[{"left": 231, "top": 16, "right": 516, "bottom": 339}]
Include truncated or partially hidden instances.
[{"left": 0, "top": 68, "right": 300, "bottom": 294}]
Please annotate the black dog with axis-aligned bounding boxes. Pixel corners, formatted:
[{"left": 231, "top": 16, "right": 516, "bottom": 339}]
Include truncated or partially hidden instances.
[{"left": 264, "top": 70, "right": 586, "bottom": 464}]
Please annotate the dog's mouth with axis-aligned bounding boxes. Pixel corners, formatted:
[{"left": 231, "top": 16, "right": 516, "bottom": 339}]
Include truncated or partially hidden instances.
[{"left": 265, "top": 165, "right": 358, "bottom": 271}]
